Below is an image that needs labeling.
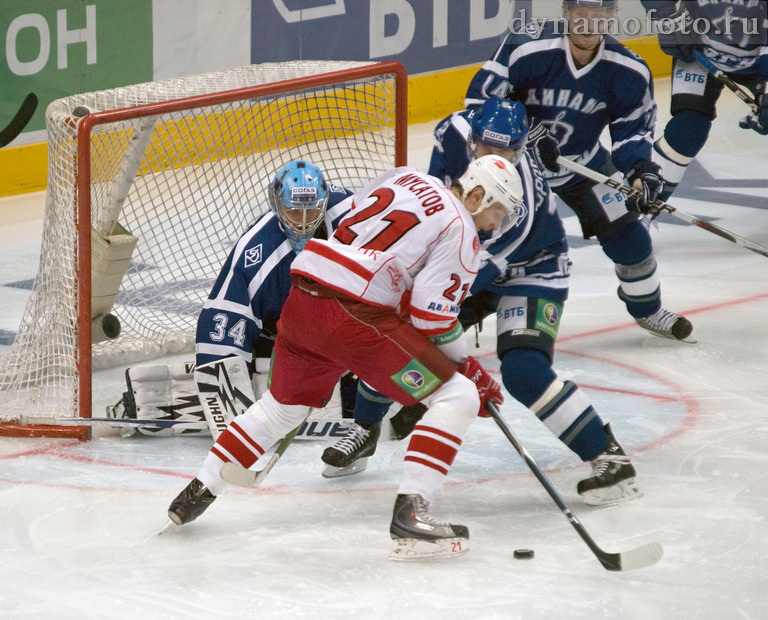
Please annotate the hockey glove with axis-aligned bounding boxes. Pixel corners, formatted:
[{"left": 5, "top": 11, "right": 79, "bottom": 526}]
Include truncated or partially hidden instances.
[
  {"left": 527, "top": 122, "right": 561, "bottom": 173},
  {"left": 656, "top": 9, "right": 698, "bottom": 63},
  {"left": 626, "top": 161, "right": 665, "bottom": 214},
  {"left": 459, "top": 356, "right": 504, "bottom": 418},
  {"left": 738, "top": 81, "right": 768, "bottom": 136}
]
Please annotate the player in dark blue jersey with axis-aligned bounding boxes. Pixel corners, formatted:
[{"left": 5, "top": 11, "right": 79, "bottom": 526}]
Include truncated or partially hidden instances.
[
  {"left": 465, "top": 0, "right": 694, "bottom": 343},
  {"left": 195, "top": 160, "right": 351, "bottom": 370},
  {"left": 326, "top": 100, "right": 642, "bottom": 505},
  {"left": 642, "top": 1, "right": 768, "bottom": 199}
]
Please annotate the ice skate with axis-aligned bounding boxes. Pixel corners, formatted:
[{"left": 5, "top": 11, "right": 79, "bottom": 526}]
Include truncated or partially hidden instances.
[
  {"left": 321, "top": 422, "right": 380, "bottom": 478},
  {"left": 389, "top": 494, "right": 469, "bottom": 561},
  {"left": 167, "top": 478, "right": 217, "bottom": 525},
  {"left": 577, "top": 424, "right": 642, "bottom": 506},
  {"left": 389, "top": 403, "right": 426, "bottom": 441},
  {"left": 636, "top": 308, "right": 695, "bottom": 342}
]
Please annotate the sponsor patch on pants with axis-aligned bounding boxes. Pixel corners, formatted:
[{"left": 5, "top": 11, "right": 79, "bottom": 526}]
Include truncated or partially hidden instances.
[
  {"left": 672, "top": 64, "right": 707, "bottom": 97},
  {"left": 391, "top": 359, "right": 441, "bottom": 400}
]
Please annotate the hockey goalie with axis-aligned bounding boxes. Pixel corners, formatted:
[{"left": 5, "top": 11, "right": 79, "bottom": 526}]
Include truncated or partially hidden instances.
[{"left": 108, "top": 160, "right": 357, "bottom": 440}]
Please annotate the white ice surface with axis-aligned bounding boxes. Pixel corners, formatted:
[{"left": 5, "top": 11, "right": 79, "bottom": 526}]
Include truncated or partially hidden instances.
[{"left": 1, "top": 80, "right": 767, "bottom": 619}]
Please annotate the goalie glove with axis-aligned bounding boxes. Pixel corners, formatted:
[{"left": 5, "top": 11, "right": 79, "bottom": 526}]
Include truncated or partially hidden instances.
[
  {"left": 459, "top": 356, "right": 504, "bottom": 418},
  {"left": 526, "top": 122, "right": 561, "bottom": 173},
  {"left": 739, "top": 80, "right": 768, "bottom": 136},
  {"left": 656, "top": 9, "right": 699, "bottom": 63},
  {"left": 626, "top": 161, "right": 665, "bottom": 214}
]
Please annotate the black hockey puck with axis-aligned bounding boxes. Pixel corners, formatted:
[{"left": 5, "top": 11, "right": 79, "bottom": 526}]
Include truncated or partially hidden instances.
[
  {"left": 513, "top": 549, "right": 534, "bottom": 559},
  {"left": 72, "top": 105, "right": 94, "bottom": 117}
]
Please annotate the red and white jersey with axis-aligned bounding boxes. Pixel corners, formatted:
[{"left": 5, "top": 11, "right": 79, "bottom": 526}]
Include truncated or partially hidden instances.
[{"left": 291, "top": 167, "right": 481, "bottom": 337}]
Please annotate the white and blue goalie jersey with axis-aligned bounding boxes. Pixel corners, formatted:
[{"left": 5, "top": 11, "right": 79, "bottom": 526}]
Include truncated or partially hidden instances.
[
  {"left": 465, "top": 20, "right": 657, "bottom": 190},
  {"left": 195, "top": 186, "right": 352, "bottom": 367}
]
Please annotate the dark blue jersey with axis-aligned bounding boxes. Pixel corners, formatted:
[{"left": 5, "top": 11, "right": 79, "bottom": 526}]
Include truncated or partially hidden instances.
[
  {"left": 642, "top": 1, "right": 768, "bottom": 75},
  {"left": 428, "top": 109, "right": 474, "bottom": 185},
  {"left": 472, "top": 152, "right": 570, "bottom": 303},
  {"left": 427, "top": 110, "right": 569, "bottom": 300},
  {"left": 465, "top": 21, "right": 657, "bottom": 190},
  {"left": 195, "top": 186, "right": 352, "bottom": 367}
]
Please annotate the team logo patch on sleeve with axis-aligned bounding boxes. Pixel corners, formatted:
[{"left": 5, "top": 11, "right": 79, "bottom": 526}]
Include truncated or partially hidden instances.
[
  {"left": 244, "top": 244, "right": 263, "bottom": 268},
  {"left": 391, "top": 359, "right": 441, "bottom": 400}
]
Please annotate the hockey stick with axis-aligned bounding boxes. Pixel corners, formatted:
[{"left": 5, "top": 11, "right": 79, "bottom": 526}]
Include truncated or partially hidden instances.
[
  {"left": 220, "top": 423, "right": 302, "bottom": 487},
  {"left": 0, "top": 93, "right": 38, "bottom": 148},
  {"left": 486, "top": 402, "right": 663, "bottom": 571},
  {"left": 557, "top": 157, "right": 768, "bottom": 259},
  {"left": 692, "top": 51, "right": 759, "bottom": 115},
  {"left": 54, "top": 417, "right": 208, "bottom": 430}
]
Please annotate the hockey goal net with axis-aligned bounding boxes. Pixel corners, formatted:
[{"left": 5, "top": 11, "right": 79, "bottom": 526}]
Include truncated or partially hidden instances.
[{"left": 0, "top": 60, "right": 407, "bottom": 438}]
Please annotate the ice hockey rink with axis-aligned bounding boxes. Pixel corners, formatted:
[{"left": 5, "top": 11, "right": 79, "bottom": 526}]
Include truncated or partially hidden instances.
[{"left": 1, "top": 79, "right": 767, "bottom": 619}]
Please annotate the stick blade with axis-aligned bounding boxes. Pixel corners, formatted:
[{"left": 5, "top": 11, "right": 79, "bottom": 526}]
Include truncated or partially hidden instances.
[
  {"left": 599, "top": 542, "right": 663, "bottom": 572},
  {"left": 220, "top": 462, "right": 258, "bottom": 487},
  {"left": 0, "top": 93, "right": 38, "bottom": 147}
]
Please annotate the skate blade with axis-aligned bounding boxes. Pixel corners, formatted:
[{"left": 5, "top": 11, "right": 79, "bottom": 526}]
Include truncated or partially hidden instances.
[
  {"left": 322, "top": 457, "right": 368, "bottom": 479},
  {"left": 389, "top": 536, "right": 469, "bottom": 562},
  {"left": 581, "top": 478, "right": 643, "bottom": 507},
  {"left": 639, "top": 325, "right": 697, "bottom": 344},
  {"left": 157, "top": 518, "right": 179, "bottom": 536}
]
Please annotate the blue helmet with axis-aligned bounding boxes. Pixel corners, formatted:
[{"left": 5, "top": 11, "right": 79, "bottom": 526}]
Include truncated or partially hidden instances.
[
  {"left": 268, "top": 160, "right": 329, "bottom": 253},
  {"left": 471, "top": 97, "right": 530, "bottom": 153}
]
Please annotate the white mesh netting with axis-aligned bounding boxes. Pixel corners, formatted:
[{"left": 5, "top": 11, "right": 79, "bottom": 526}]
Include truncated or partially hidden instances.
[{"left": 0, "top": 60, "right": 403, "bottom": 426}]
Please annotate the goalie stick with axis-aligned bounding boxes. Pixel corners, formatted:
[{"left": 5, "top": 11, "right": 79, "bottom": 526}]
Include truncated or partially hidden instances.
[
  {"left": 486, "top": 402, "right": 663, "bottom": 572},
  {"left": 557, "top": 157, "right": 768, "bottom": 259},
  {"left": 220, "top": 424, "right": 303, "bottom": 487},
  {"left": 693, "top": 51, "right": 760, "bottom": 115},
  {"left": 0, "top": 93, "right": 38, "bottom": 148},
  {"left": 54, "top": 417, "right": 208, "bottom": 430}
]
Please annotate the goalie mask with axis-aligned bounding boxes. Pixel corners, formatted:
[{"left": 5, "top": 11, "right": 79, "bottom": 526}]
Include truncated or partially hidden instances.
[
  {"left": 459, "top": 154, "right": 526, "bottom": 234},
  {"left": 268, "top": 160, "right": 329, "bottom": 253},
  {"left": 470, "top": 97, "right": 530, "bottom": 166}
]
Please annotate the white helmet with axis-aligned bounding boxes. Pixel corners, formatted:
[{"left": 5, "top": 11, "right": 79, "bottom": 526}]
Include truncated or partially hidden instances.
[{"left": 458, "top": 154, "right": 525, "bottom": 227}]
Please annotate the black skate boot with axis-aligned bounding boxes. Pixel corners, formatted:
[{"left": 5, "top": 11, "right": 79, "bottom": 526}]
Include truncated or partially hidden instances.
[
  {"left": 636, "top": 308, "right": 694, "bottom": 342},
  {"left": 321, "top": 422, "right": 381, "bottom": 478},
  {"left": 167, "top": 478, "right": 217, "bottom": 525},
  {"left": 389, "top": 494, "right": 469, "bottom": 561},
  {"left": 389, "top": 403, "right": 427, "bottom": 441},
  {"left": 577, "top": 424, "right": 642, "bottom": 506}
]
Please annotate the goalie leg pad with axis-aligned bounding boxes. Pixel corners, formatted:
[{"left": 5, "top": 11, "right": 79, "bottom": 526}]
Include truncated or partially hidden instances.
[
  {"left": 120, "top": 362, "right": 207, "bottom": 436},
  {"left": 195, "top": 356, "right": 255, "bottom": 439}
]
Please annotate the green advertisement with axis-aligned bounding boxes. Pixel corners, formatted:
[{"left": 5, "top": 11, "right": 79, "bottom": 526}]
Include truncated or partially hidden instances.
[{"left": 1, "top": 0, "right": 152, "bottom": 136}]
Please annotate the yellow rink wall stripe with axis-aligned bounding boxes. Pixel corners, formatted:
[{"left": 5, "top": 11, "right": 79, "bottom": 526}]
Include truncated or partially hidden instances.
[{"left": 0, "top": 37, "right": 671, "bottom": 198}]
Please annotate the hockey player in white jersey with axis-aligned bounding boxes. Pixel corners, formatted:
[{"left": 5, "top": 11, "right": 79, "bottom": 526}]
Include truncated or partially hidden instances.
[
  {"left": 167, "top": 157, "right": 523, "bottom": 561},
  {"left": 642, "top": 1, "right": 768, "bottom": 199},
  {"left": 325, "top": 99, "right": 643, "bottom": 506},
  {"left": 466, "top": 0, "right": 695, "bottom": 343}
]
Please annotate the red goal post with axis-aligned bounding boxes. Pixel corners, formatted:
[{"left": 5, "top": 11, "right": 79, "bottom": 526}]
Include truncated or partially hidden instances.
[{"left": 0, "top": 60, "right": 407, "bottom": 439}]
